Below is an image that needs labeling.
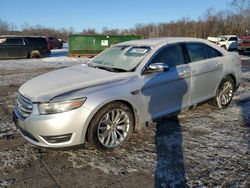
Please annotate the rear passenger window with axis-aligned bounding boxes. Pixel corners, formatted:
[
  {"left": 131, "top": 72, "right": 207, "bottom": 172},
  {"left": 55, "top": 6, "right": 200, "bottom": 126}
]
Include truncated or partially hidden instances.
[
  {"left": 49, "top": 37, "right": 56, "bottom": 40},
  {"left": 6, "top": 38, "right": 24, "bottom": 45},
  {"left": 186, "top": 43, "right": 222, "bottom": 62},
  {"left": 151, "top": 44, "right": 184, "bottom": 67}
]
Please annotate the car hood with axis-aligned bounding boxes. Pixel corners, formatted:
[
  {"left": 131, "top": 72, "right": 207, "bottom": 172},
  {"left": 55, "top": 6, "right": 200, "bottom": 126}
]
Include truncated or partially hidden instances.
[{"left": 19, "top": 64, "right": 133, "bottom": 102}]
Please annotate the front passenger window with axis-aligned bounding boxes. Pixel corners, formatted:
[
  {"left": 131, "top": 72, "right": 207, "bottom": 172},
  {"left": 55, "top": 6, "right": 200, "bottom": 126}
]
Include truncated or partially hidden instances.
[{"left": 151, "top": 44, "right": 184, "bottom": 67}]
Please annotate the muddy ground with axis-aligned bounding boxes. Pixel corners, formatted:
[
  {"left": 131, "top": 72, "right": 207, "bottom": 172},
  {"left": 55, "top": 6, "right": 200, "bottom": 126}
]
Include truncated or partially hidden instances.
[{"left": 0, "top": 51, "right": 249, "bottom": 187}]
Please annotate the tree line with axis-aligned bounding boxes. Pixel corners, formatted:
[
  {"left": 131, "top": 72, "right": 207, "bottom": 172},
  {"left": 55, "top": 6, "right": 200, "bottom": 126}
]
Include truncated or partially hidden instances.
[{"left": 0, "top": 0, "right": 249, "bottom": 40}]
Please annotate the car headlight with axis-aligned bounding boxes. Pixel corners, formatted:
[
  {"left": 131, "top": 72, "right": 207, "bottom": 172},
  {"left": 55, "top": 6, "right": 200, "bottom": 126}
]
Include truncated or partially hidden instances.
[{"left": 38, "top": 98, "right": 86, "bottom": 115}]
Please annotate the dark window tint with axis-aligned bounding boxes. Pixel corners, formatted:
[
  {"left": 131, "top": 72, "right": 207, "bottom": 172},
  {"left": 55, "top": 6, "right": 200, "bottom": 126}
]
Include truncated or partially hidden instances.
[
  {"left": 26, "top": 37, "right": 47, "bottom": 46},
  {"left": 6, "top": 38, "right": 24, "bottom": 45},
  {"left": 186, "top": 43, "right": 222, "bottom": 62},
  {"left": 48, "top": 37, "right": 56, "bottom": 40},
  {"left": 151, "top": 44, "right": 184, "bottom": 67},
  {"left": 228, "top": 37, "right": 238, "bottom": 41}
]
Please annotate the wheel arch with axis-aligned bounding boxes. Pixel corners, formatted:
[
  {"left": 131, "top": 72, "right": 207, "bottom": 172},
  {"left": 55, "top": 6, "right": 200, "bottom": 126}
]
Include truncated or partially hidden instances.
[
  {"left": 84, "top": 99, "right": 141, "bottom": 142},
  {"left": 227, "top": 74, "right": 236, "bottom": 90},
  {"left": 213, "top": 73, "right": 236, "bottom": 109},
  {"left": 214, "top": 73, "right": 237, "bottom": 98}
]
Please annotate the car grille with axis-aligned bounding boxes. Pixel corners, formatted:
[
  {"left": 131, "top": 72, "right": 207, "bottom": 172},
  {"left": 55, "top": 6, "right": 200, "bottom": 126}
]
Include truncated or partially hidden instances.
[{"left": 15, "top": 93, "right": 33, "bottom": 119}]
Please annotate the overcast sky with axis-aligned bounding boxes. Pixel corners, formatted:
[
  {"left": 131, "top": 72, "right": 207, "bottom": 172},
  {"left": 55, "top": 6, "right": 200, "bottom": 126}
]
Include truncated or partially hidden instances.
[{"left": 0, "top": 0, "right": 233, "bottom": 32}]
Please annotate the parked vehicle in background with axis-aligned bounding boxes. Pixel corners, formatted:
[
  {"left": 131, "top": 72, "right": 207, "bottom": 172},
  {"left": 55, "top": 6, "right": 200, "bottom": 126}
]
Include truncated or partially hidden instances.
[
  {"left": 13, "top": 37, "right": 241, "bottom": 150},
  {"left": 207, "top": 35, "right": 238, "bottom": 51},
  {"left": 0, "top": 35, "right": 50, "bottom": 59},
  {"left": 25, "top": 36, "right": 51, "bottom": 57},
  {"left": 238, "top": 35, "right": 250, "bottom": 54},
  {"left": 0, "top": 36, "right": 27, "bottom": 59},
  {"left": 46, "top": 37, "right": 63, "bottom": 49},
  {"left": 207, "top": 36, "right": 222, "bottom": 43}
]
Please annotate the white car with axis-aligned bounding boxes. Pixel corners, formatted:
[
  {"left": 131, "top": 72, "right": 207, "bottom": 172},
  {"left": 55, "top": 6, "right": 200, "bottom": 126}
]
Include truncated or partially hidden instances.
[{"left": 207, "top": 35, "right": 238, "bottom": 51}]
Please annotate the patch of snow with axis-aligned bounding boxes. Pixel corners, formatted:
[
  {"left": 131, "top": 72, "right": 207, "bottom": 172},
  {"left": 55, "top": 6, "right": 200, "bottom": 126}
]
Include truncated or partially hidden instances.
[
  {"left": 0, "top": 122, "right": 16, "bottom": 139},
  {"left": 0, "top": 144, "right": 35, "bottom": 171},
  {"left": 0, "top": 48, "right": 90, "bottom": 70}
]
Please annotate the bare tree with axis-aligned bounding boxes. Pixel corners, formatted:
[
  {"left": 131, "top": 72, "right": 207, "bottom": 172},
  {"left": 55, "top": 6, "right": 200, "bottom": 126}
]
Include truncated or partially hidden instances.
[{"left": 1, "top": 0, "right": 250, "bottom": 39}]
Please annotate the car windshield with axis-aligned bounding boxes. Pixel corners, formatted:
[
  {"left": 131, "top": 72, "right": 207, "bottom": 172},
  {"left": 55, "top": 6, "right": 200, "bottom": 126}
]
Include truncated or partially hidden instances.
[
  {"left": 89, "top": 46, "right": 151, "bottom": 72},
  {"left": 219, "top": 36, "right": 228, "bottom": 41}
]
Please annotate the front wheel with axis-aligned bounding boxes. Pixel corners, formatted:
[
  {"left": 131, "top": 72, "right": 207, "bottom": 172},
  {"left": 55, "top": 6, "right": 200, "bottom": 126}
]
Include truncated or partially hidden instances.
[
  {"left": 87, "top": 102, "right": 134, "bottom": 150},
  {"left": 214, "top": 76, "right": 235, "bottom": 109}
]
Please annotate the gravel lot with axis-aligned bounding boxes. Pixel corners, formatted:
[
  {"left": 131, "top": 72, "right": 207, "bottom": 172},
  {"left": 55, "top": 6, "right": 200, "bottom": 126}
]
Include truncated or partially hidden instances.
[{"left": 0, "top": 49, "right": 249, "bottom": 187}]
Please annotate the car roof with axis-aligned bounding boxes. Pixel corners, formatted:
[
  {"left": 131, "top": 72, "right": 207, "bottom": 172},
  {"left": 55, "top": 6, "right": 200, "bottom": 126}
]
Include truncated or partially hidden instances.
[
  {"left": 218, "top": 35, "right": 238, "bottom": 38},
  {"left": 0, "top": 35, "right": 24, "bottom": 38},
  {"left": 116, "top": 37, "right": 226, "bottom": 55},
  {"left": 117, "top": 37, "right": 211, "bottom": 47},
  {"left": 0, "top": 35, "right": 46, "bottom": 38}
]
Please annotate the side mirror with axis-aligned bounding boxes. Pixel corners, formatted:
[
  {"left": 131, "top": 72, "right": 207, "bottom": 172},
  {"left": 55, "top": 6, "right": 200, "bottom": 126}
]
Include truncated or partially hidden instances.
[{"left": 144, "top": 63, "right": 170, "bottom": 74}]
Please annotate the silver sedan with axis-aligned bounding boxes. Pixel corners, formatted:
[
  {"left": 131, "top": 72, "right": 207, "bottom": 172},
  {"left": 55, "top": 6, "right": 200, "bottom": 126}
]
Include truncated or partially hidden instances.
[{"left": 13, "top": 37, "right": 241, "bottom": 150}]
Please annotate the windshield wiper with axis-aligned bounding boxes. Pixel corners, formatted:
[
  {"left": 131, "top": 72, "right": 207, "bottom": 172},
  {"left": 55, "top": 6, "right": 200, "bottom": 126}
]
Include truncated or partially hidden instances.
[
  {"left": 111, "top": 67, "right": 128, "bottom": 72},
  {"left": 88, "top": 63, "right": 128, "bottom": 72},
  {"left": 96, "top": 66, "right": 117, "bottom": 72}
]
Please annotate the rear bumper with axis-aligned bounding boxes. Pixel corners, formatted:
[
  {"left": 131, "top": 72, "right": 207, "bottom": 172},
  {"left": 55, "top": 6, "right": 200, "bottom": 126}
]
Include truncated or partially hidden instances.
[{"left": 238, "top": 46, "right": 250, "bottom": 51}]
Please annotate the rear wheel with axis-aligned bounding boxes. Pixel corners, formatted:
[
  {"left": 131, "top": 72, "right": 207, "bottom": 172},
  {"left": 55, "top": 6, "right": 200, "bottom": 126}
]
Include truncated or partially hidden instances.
[
  {"left": 238, "top": 50, "right": 244, "bottom": 55},
  {"left": 214, "top": 76, "right": 235, "bottom": 109},
  {"left": 221, "top": 45, "right": 227, "bottom": 50},
  {"left": 30, "top": 50, "right": 40, "bottom": 58},
  {"left": 87, "top": 102, "right": 134, "bottom": 150}
]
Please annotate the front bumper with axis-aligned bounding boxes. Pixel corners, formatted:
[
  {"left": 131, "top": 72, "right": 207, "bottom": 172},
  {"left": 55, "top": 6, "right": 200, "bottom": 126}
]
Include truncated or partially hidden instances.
[{"left": 13, "top": 104, "right": 92, "bottom": 148}]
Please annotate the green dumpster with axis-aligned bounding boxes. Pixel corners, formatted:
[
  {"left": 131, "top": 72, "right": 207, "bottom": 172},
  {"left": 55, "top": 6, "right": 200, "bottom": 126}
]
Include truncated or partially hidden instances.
[{"left": 68, "top": 34, "right": 142, "bottom": 57}]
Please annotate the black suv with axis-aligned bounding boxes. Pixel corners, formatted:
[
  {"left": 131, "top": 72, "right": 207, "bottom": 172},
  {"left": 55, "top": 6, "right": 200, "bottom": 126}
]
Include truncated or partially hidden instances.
[{"left": 0, "top": 35, "right": 51, "bottom": 59}]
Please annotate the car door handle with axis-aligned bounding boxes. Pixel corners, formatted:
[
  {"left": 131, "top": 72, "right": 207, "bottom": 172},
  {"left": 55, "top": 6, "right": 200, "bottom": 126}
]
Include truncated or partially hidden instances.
[
  {"left": 215, "top": 62, "right": 222, "bottom": 68},
  {"left": 179, "top": 70, "right": 190, "bottom": 77}
]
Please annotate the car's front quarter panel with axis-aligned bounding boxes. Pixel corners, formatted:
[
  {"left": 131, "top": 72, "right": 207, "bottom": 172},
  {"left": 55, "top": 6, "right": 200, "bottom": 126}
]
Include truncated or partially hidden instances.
[{"left": 80, "top": 74, "right": 147, "bottom": 130}]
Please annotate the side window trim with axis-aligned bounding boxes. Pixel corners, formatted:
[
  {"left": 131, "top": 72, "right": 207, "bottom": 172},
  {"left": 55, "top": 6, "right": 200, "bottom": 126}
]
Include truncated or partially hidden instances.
[
  {"left": 151, "top": 43, "right": 185, "bottom": 65},
  {"left": 6, "top": 38, "right": 25, "bottom": 46},
  {"left": 185, "top": 42, "right": 222, "bottom": 63},
  {"left": 141, "top": 44, "right": 169, "bottom": 75},
  {"left": 141, "top": 43, "right": 186, "bottom": 75},
  {"left": 181, "top": 43, "right": 190, "bottom": 64}
]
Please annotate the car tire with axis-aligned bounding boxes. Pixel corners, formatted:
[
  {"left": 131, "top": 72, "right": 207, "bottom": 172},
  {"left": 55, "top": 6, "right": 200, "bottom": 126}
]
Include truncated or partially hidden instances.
[
  {"left": 30, "top": 50, "right": 40, "bottom": 58},
  {"left": 221, "top": 45, "right": 227, "bottom": 50},
  {"left": 213, "top": 76, "right": 235, "bottom": 109},
  {"left": 87, "top": 102, "right": 134, "bottom": 150},
  {"left": 238, "top": 50, "right": 244, "bottom": 55}
]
